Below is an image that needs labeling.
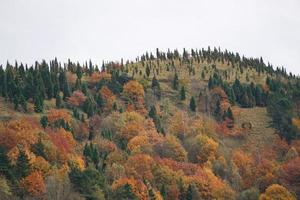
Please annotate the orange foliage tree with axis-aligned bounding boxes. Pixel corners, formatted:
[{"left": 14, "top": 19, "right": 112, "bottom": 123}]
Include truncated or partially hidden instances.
[
  {"left": 47, "top": 109, "right": 72, "bottom": 126},
  {"left": 125, "top": 154, "right": 154, "bottom": 181},
  {"left": 127, "top": 135, "right": 149, "bottom": 153},
  {"left": 232, "top": 150, "right": 255, "bottom": 188},
  {"left": 90, "top": 71, "right": 111, "bottom": 83},
  {"left": 118, "top": 111, "right": 147, "bottom": 145},
  {"left": 99, "top": 86, "right": 116, "bottom": 112},
  {"left": 154, "top": 135, "right": 187, "bottom": 162},
  {"left": 67, "top": 90, "right": 86, "bottom": 106},
  {"left": 30, "top": 156, "right": 51, "bottom": 177},
  {"left": 48, "top": 128, "right": 76, "bottom": 163},
  {"left": 186, "top": 134, "right": 218, "bottom": 164},
  {"left": 0, "top": 118, "right": 39, "bottom": 150},
  {"left": 280, "top": 157, "right": 300, "bottom": 196},
  {"left": 123, "top": 80, "right": 146, "bottom": 114},
  {"left": 20, "top": 171, "right": 46, "bottom": 198},
  {"left": 167, "top": 111, "right": 190, "bottom": 140}
]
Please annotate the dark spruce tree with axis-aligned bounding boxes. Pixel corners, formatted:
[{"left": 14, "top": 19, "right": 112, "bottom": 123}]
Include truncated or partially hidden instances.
[
  {"left": 40, "top": 116, "right": 48, "bottom": 129},
  {"left": 56, "top": 93, "right": 62, "bottom": 108},
  {"left": 15, "top": 149, "right": 30, "bottom": 180},
  {"left": 189, "top": 96, "right": 196, "bottom": 112},
  {"left": 149, "top": 105, "right": 163, "bottom": 134},
  {"left": 180, "top": 86, "right": 186, "bottom": 100},
  {"left": 173, "top": 73, "right": 179, "bottom": 90},
  {"left": 152, "top": 76, "right": 161, "bottom": 99}
]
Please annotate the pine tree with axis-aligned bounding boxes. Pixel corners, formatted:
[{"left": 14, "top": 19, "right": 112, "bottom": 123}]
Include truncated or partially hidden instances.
[
  {"left": 151, "top": 76, "right": 160, "bottom": 88},
  {"left": 63, "top": 78, "right": 71, "bottom": 100},
  {"left": 56, "top": 93, "right": 62, "bottom": 108},
  {"left": 152, "top": 76, "right": 161, "bottom": 99},
  {"left": 149, "top": 106, "right": 163, "bottom": 133},
  {"left": 189, "top": 96, "right": 196, "bottom": 112},
  {"left": 173, "top": 73, "right": 179, "bottom": 90},
  {"left": 214, "top": 99, "right": 222, "bottom": 121},
  {"left": 226, "top": 107, "right": 234, "bottom": 121},
  {"left": 19, "top": 94, "right": 27, "bottom": 112},
  {"left": 201, "top": 71, "right": 205, "bottom": 79},
  {"left": 146, "top": 65, "right": 151, "bottom": 77},
  {"left": 15, "top": 149, "right": 30, "bottom": 180},
  {"left": 114, "top": 183, "right": 138, "bottom": 200},
  {"left": 40, "top": 116, "right": 48, "bottom": 129},
  {"left": 31, "top": 137, "right": 47, "bottom": 160},
  {"left": 160, "top": 185, "right": 167, "bottom": 200},
  {"left": 0, "top": 147, "right": 15, "bottom": 182},
  {"left": 0, "top": 66, "right": 4, "bottom": 96},
  {"left": 46, "top": 78, "right": 54, "bottom": 99},
  {"left": 34, "top": 93, "right": 44, "bottom": 113},
  {"left": 75, "top": 78, "right": 81, "bottom": 90},
  {"left": 76, "top": 65, "right": 83, "bottom": 80},
  {"left": 180, "top": 86, "right": 186, "bottom": 100},
  {"left": 228, "top": 87, "right": 236, "bottom": 105},
  {"left": 186, "top": 184, "right": 193, "bottom": 200},
  {"left": 83, "top": 96, "right": 97, "bottom": 118},
  {"left": 108, "top": 79, "right": 123, "bottom": 94}
]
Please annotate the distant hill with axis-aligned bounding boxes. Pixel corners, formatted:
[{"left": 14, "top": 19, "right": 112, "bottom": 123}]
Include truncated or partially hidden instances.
[{"left": 0, "top": 47, "right": 299, "bottom": 200}]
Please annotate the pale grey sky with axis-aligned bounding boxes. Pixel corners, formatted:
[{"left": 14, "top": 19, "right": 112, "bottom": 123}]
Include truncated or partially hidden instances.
[{"left": 0, "top": 0, "right": 300, "bottom": 74}]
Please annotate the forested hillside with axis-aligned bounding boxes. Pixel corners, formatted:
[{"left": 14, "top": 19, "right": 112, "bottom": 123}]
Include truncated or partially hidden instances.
[{"left": 0, "top": 47, "right": 299, "bottom": 200}]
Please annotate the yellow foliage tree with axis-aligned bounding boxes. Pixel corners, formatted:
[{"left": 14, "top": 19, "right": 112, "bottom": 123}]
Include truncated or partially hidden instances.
[{"left": 259, "top": 184, "right": 296, "bottom": 200}]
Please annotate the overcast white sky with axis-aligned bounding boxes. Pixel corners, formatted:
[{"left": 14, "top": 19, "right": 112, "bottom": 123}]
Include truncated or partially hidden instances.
[{"left": 0, "top": 0, "right": 299, "bottom": 74}]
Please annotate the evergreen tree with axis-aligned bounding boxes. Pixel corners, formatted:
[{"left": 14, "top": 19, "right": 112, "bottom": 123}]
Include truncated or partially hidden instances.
[
  {"left": 151, "top": 76, "right": 160, "bottom": 88},
  {"left": 15, "top": 149, "right": 30, "bottom": 180},
  {"left": 201, "top": 71, "right": 205, "bottom": 79},
  {"left": 95, "top": 94, "right": 104, "bottom": 109},
  {"left": 113, "top": 183, "right": 138, "bottom": 200},
  {"left": 186, "top": 184, "right": 193, "bottom": 200},
  {"left": 226, "top": 107, "right": 234, "bottom": 121},
  {"left": 214, "top": 99, "right": 222, "bottom": 121},
  {"left": 56, "top": 93, "right": 62, "bottom": 108},
  {"left": 267, "top": 94, "right": 298, "bottom": 143},
  {"left": 160, "top": 185, "right": 167, "bottom": 200},
  {"left": 31, "top": 138, "right": 46, "bottom": 160},
  {"left": 146, "top": 65, "right": 151, "bottom": 77},
  {"left": 108, "top": 77, "right": 123, "bottom": 94},
  {"left": 180, "top": 86, "right": 186, "bottom": 100},
  {"left": 76, "top": 65, "right": 83, "bottom": 80},
  {"left": 19, "top": 94, "right": 27, "bottom": 112},
  {"left": 34, "top": 93, "right": 44, "bottom": 113},
  {"left": 149, "top": 106, "right": 163, "bottom": 133},
  {"left": 63, "top": 78, "right": 71, "bottom": 100},
  {"left": 83, "top": 96, "right": 97, "bottom": 118},
  {"left": 151, "top": 76, "right": 161, "bottom": 99},
  {"left": 75, "top": 78, "right": 81, "bottom": 90},
  {"left": 69, "top": 165, "right": 105, "bottom": 200},
  {"left": 173, "top": 73, "right": 179, "bottom": 90},
  {"left": 40, "top": 116, "right": 48, "bottom": 129},
  {"left": 189, "top": 96, "right": 196, "bottom": 112},
  {"left": 0, "top": 147, "right": 15, "bottom": 182}
]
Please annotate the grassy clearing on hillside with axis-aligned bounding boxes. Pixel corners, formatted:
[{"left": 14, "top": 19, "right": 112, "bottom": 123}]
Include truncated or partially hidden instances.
[{"left": 219, "top": 107, "right": 276, "bottom": 159}]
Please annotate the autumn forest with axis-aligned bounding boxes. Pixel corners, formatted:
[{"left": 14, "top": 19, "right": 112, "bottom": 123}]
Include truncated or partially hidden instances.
[{"left": 0, "top": 48, "right": 300, "bottom": 200}]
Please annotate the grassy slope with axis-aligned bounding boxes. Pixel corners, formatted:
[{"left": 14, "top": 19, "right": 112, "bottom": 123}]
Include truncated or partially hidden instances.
[{"left": 219, "top": 107, "right": 276, "bottom": 159}]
